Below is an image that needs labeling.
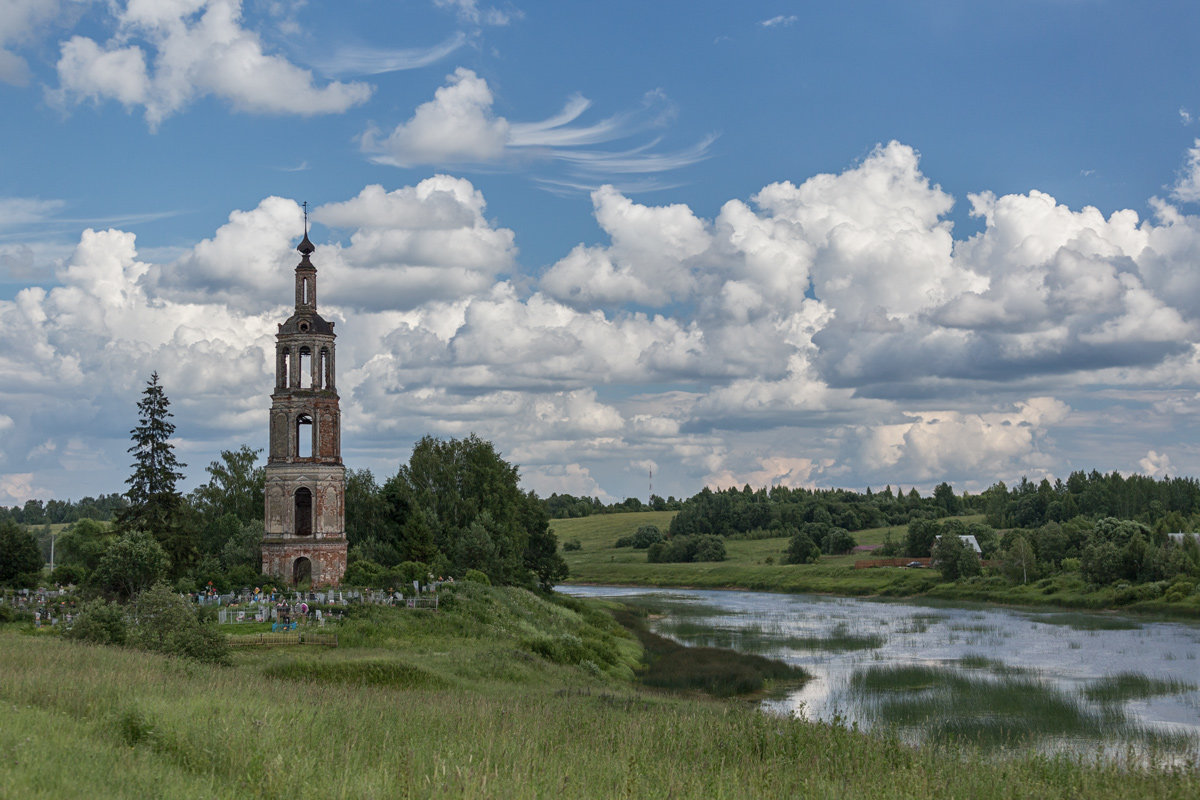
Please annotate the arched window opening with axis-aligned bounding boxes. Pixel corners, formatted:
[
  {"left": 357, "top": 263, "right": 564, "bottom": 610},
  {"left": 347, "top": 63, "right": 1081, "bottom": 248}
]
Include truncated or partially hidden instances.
[
  {"left": 278, "top": 348, "right": 290, "bottom": 388},
  {"left": 294, "top": 489, "right": 312, "bottom": 537},
  {"left": 293, "top": 556, "right": 312, "bottom": 585},
  {"left": 296, "top": 414, "right": 313, "bottom": 458},
  {"left": 320, "top": 348, "right": 330, "bottom": 390},
  {"left": 299, "top": 347, "right": 312, "bottom": 389},
  {"left": 301, "top": 277, "right": 310, "bottom": 305}
]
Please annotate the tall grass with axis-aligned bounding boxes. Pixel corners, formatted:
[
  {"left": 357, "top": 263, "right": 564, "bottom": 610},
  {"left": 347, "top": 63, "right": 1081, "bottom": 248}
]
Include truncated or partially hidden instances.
[
  {"left": 852, "top": 664, "right": 1120, "bottom": 747},
  {"left": 1031, "top": 612, "right": 1142, "bottom": 631},
  {"left": 3, "top": 585, "right": 1199, "bottom": 799},
  {"left": 611, "top": 607, "right": 809, "bottom": 697},
  {"left": 848, "top": 662, "right": 1200, "bottom": 756},
  {"left": 778, "top": 622, "right": 885, "bottom": 652},
  {"left": 1084, "top": 672, "right": 1197, "bottom": 703},
  {"left": 958, "top": 654, "right": 1032, "bottom": 675}
]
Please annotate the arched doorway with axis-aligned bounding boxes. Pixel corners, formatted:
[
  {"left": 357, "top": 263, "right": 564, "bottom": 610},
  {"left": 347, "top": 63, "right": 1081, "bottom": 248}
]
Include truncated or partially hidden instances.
[
  {"left": 292, "top": 557, "right": 312, "bottom": 586},
  {"left": 294, "top": 487, "right": 312, "bottom": 535}
]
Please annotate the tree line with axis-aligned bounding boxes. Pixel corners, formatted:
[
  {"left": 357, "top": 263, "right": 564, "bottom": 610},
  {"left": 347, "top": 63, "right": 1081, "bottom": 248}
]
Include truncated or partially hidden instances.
[
  {"left": 542, "top": 492, "right": 684, "bottom": 519},
  {"left": 978, "top": 472, "right": 1200, "bottom": 532},
  {"left": 665, "top": 482, "right": 966, "bottom": 539},
  {"left": 0, "top": 493, "right": 126, "bottom": 526},
  {"left": 0, "top": 374, "right": 567, "bottom": 598},
  {"left": 6, "top": 372, "right": 1200, "bottom": 602}
]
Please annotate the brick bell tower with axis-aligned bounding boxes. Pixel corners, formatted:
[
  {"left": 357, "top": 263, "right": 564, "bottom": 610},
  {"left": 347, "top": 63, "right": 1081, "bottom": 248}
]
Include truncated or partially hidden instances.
[{"left": 261, "top": 220, "right": 347, "bottom": 587}]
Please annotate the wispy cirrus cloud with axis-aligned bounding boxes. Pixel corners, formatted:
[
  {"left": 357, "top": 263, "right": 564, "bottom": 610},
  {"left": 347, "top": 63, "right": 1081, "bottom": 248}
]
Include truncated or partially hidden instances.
[
  {"left": 0, "top": 197, "right": 66, "bottom": 228},
  {"left": 361, "top": 68, "right": 714, "bottom": 187},
  {"left": 434, "top": 0, "right": 521, "bottom": 27},
  {"left": 760, "top": 15, "right": 798, "bottom": 28},
  {"left": 312, "top": 32, "right": 467, "bottom": 77}
]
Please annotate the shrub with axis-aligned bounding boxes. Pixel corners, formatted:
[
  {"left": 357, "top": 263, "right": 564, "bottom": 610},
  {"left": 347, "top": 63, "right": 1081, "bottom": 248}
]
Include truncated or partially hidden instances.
[
  {"left": 463, "top": 568, "right": 491, "bottom": 585},
  {"left": 128, "top": 582, "right": 230, "bottom": 665},
  {"left": 65, "top": 599, "right": 128, "bottom": 646},
  {"left": 877, "top": 532, "right": 902, "bottom": 557},
  {"left": 91, "top": 530, "right": 169, "bottom": 600},
  {"left": 395, "top": 561, "right": 429, "bottom": 588},
  {"left": 0, "top": 604, "right": 33, "bottom": 624},
  {"left": 526, "top": 632, "right": 588, "bottom": 664},
  {"left": 631, "top": 525, "right": 663, "bottom": 548},
  {"left": 820, "top": 527, "right": 857, "bottom": 555},
  {"left": 1163, "top": 578, "right": 1196, "bottom": 603},
  {"left": 783, "top": 529, "right": 821, "bottom": 565},
  {"left": 646, "top": 534, "right": 725, "bottom": 563},
  {"left": 224, "top": 563, "right": 260, "bottom": 589},
  {"left": 616, "top": 525, "right": 664, "bottom": 549},
  {"left": 562, "top": 539, "right": 583, "bottom": 552},
  {"left": 50, "top": 564, "right": 87, "bottom": 586},
  {"left": 344, "top": 558, "right": 386, "bottom": 587},
  {"left": 694, "top": 535, "right": 726, "bottom": 562}
]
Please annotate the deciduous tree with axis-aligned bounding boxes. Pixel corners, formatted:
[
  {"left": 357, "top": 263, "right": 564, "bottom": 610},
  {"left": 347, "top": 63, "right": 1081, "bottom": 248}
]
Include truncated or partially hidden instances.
[
  {"left": 92, "top": 530, "right": 170, "bottom": 600},
  {"left": 383, "top": 434, "right": 567, "bottom": 589},
  {"left": 191, "top": 446, "right": 263, "bottom": 526},
  {"left": 0, "top": 520, "right": 42, "bottom": 587},
  {"left": 1003, "top": 534, "right": 1037, "bottom": 584}
]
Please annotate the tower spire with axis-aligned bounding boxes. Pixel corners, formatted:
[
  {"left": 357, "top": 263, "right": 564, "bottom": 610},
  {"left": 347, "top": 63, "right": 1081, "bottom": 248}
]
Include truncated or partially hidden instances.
[{"left": 297, "top": 201, "right": 314, "bottom": 257}]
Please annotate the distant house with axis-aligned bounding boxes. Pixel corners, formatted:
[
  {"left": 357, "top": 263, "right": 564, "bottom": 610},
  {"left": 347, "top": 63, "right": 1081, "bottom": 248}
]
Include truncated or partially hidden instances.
[
  {"left": 1167, "top": 532, "right": 1199, "bottom": 545},
  {"left": 933, "top": 534, "right": 982, "bottom": 555}
]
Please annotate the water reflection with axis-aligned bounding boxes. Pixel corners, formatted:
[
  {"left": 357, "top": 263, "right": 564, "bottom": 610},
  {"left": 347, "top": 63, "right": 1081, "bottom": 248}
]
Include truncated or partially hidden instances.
[{"left": 563, "top": 585, "right": 1200, "bottom": 760}]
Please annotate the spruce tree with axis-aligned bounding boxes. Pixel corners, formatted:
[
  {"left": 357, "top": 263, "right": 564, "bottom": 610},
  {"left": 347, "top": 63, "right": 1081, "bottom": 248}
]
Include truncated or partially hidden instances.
[{"left": 118, "top": 372, "right": 192, "bottom": 576}]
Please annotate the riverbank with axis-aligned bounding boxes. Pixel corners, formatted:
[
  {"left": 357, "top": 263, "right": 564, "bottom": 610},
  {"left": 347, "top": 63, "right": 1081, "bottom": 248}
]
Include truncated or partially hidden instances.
[
  {"left": 552, "top": 512, "right": 1200, "bottom": 619},
  {"left": 2, "top": 582, "right": 1197, "bottom": 798}
]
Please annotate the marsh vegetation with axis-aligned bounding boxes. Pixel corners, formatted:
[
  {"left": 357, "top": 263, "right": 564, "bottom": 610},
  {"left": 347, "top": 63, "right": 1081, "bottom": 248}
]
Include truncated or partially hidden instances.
[{"left": 569, "top": 585, "right": 1200, "bottom": 764}]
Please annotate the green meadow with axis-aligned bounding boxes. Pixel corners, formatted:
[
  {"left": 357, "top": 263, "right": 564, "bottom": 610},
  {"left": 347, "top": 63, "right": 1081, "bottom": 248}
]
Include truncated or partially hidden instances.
[
  {"left": 3, "top": 582, "right": 1198, "bottom": 798},
  {"left": 553, "top": 512, "right": 1200, "bottom": 615}
]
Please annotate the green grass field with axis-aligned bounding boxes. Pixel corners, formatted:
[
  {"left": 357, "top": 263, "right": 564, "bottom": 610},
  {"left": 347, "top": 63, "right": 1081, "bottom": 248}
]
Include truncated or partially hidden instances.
[
  {"left": 555, "top": 512, "right": 933, "bottom": 594},
  {"left": 3, "top": 583, "right": 1197, "bottom": 798},
  {"left": 552, "top": 512, "right": 1200, "bottom": 616}
]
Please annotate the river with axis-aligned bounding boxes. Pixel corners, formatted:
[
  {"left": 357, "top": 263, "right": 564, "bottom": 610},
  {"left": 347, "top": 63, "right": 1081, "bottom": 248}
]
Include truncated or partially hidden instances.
[{"left": 563, "top": 585, "right": 1200, "bottom": 762}]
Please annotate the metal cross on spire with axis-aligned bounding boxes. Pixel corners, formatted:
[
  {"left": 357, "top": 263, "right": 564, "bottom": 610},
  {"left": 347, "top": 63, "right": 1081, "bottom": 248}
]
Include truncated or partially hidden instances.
[{"left": 302, "top": 201, "right": 308, "bottom": 236}]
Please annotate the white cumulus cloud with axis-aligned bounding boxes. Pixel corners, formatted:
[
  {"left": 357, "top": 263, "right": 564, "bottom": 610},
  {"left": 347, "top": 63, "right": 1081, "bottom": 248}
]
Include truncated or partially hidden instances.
[
  {"left": 52, "top": 0, "right": 371, "bottom": 127},
  {"left": 1172, "top": 139, "right": 1200, "bottom": 204},
  {"left": 12, "top": 140, "right": 1200, "bottom": 500}
]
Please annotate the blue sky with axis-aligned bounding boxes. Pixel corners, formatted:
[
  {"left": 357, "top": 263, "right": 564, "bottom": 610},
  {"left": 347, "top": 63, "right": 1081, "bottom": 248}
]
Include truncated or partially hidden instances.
[{"left": 4, "top": 0, "right": 1200, "bottom": 506}]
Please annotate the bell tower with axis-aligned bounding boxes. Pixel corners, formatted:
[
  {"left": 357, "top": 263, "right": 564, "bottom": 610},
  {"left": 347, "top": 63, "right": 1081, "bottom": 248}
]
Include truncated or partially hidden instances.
[{"left": 261, "top": 219, "right": 347, "bottom": 587}]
